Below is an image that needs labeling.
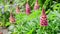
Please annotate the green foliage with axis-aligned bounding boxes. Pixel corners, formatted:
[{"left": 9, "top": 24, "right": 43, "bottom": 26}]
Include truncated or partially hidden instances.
[
  {"left": 8, "top": 10, "right": 60, "bottom": 34},
  {"left": 0, "top": 0, "right": 60, "bottom": 34}
]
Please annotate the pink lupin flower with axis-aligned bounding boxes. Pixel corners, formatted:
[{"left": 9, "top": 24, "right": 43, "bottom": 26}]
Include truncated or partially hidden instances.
[
  {"left": 26, "top": 0, "right": 31, "bottom": 15},
  {"left": 0, "top": 32, "right": 3, "bottom": 34},
  {"left": 34, "top": 0, "right": 40, "bottom": 10},
  {"left": 9, "top": 12, "right": 15, "bottom": 24},
  {"left": 40, "top": 8, "right": 48, "bottom": 26},
  {"left": 16, "top": 5, "right": 20, "bottom": 14}
]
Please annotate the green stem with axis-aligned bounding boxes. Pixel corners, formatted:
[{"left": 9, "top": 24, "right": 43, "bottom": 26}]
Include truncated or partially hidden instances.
[
  {"left": 43, "top": 26, "right": 45, "bottom": 34},
  {"left": 27, "top": 0, "right": 29, "bottom": 3}
]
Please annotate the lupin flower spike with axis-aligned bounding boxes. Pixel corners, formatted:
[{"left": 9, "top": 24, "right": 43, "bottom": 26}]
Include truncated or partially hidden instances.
[
  {"left": 0, "top": 32, "right": 3, "bottom": 34},
  {"left": 9, "top": 11, "right": 15, "bottom": 24},
  {"left": 26, "top": 0, "right": 31, "bottom": 15},
  {"left": 16, "top": 5, "right": 20, "bottom": 14},
  {"left": 34, "top": 0, "right": 40, "bottom": 10},
  {"left": 40, "top": 7, "right": 48, "bottom": 26}
]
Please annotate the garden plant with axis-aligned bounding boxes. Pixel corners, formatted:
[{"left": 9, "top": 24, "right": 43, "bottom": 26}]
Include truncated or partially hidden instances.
[{"left": 0, "top": 0, "right": 60, "bottom": 34}]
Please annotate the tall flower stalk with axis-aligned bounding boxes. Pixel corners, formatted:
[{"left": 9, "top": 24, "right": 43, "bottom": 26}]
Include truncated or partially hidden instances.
[
  {"left": 16, "top": 5, "right": 20, "bottom": 14},
  {"left": 34, "top": 0, "right": 40, "bottom": 10},
  {"left": 40, "top": 7, "right": 48, "bottom": 26},
  {"left": 26, "top": 0, "right": 31, "bottom": 15},
  {"left": 9, "top": 11, "right": 15, "bottom": 24}
]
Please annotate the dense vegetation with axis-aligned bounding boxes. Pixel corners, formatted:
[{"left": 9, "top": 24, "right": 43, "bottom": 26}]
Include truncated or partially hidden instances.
[{"left": 0, "top": 0, "right": 60, "bottom": 34}]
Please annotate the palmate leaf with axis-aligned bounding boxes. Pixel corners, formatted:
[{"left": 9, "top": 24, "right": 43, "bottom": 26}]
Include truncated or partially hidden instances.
[
  {"left": 52, "top": 3, "right": 60, "bottom": 11},
  {"left": 27, "top": 28, "right": 35, "bottom": 34},
  {"left": 0, "top": 0, "right": 60, "bottom": 34},
  {"left": 22, "top": 22, "right": 36, "bottom": 34},
  {"left": 11, "top": 10, "right": 41, "bottom": 34},
  {"left": 15, "top": 9, "right": 41, "bottom": 24},
  {"left": 10, "top": 10, "right": 60, "bottom": 34},
  {"left": 26, "top": 10, "right": 41, "bottom": 21}
]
